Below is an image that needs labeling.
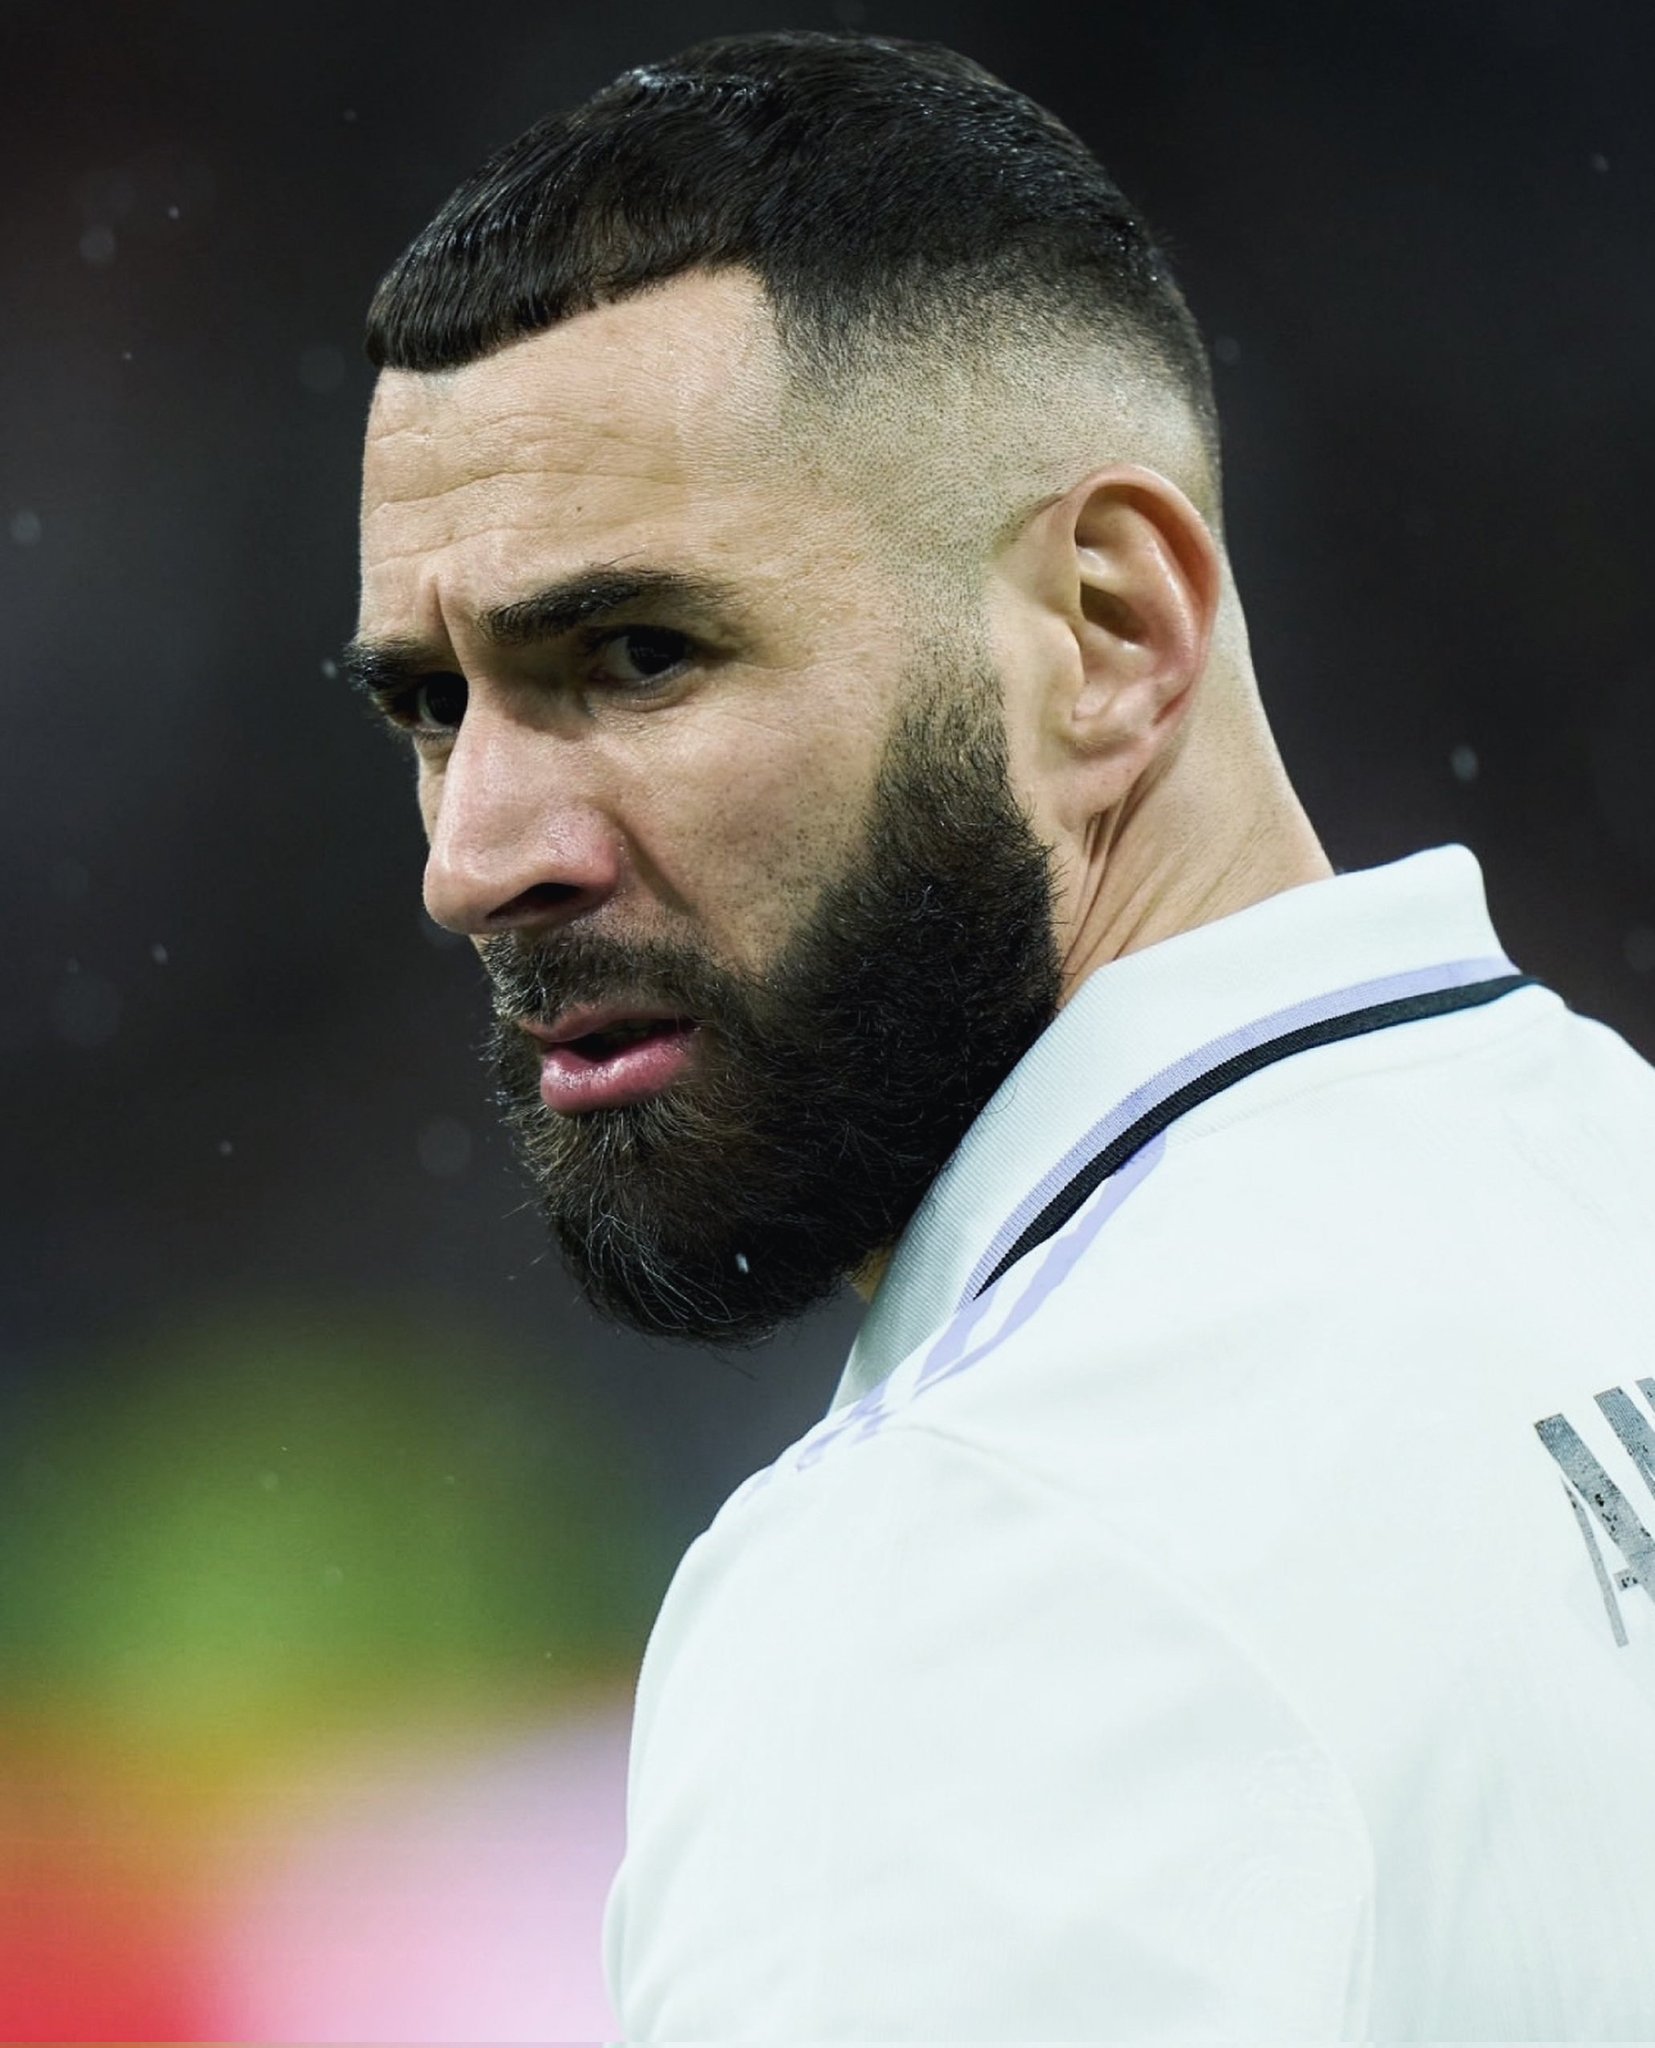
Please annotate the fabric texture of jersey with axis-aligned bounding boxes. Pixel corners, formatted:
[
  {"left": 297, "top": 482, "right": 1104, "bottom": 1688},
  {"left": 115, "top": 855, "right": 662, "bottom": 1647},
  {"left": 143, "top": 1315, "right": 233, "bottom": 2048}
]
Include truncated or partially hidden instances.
[{"left": 602, "top": 845, "right": 1655, "bottom": 2041}]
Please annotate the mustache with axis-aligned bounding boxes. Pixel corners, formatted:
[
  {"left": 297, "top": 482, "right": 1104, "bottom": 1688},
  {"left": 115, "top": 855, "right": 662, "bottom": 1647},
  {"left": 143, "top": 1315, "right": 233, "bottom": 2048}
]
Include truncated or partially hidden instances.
[
  {"left": 479, "top": 935, "right": 582, "bottom": 1023},
  {"left": 477, "top": 927, "right": 745, "bottom": 1033}
]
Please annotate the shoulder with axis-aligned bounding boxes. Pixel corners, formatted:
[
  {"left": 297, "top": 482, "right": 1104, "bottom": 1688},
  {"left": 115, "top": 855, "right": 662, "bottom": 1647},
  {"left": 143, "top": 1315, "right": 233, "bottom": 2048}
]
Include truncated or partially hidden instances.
[{"left": 620, "top": 1421, "right": 1371, "bottom": 2038}]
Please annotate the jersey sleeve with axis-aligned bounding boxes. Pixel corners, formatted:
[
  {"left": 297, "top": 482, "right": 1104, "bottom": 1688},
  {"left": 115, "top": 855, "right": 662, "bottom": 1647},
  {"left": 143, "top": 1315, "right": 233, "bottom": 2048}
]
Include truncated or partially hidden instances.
[{"left": 605, "top": 1421, "right": 1373, "bottom": 2039}]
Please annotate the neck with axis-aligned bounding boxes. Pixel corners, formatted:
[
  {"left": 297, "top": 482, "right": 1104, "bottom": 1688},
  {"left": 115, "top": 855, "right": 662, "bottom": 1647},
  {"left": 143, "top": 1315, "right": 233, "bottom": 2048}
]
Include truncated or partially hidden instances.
[
  {"left": 1056, "top": 673, "right": 1331, "bottom": 1002},
  {"left": 850, "top": 1246, "right": 892, "bottom": 1304},
  {"left": 850, "top": 658, "right": 1328, "bottom": 1306}
]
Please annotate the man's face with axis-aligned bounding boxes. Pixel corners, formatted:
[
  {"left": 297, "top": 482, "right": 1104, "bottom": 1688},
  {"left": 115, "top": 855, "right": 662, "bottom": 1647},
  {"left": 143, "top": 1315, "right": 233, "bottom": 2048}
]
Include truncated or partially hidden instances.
[{"left": 355, "top": 271, "right": 1062, "bottom": 1342}]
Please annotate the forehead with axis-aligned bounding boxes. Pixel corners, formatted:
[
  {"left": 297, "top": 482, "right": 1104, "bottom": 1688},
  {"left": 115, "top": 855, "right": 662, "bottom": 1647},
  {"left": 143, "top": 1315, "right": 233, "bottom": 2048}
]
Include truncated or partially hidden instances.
[{"left": 358, "top": 270, "right": 799, "bottom": 644}]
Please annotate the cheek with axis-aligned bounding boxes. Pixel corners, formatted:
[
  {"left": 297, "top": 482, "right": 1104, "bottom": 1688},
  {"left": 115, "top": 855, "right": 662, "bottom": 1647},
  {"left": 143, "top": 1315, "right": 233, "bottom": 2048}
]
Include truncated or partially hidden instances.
[
  {"left": 635, "top": 698, "right": 883, "bottom": 962},
  {"left": 415, "top": 763, "right": 442, "bottom": 843}
]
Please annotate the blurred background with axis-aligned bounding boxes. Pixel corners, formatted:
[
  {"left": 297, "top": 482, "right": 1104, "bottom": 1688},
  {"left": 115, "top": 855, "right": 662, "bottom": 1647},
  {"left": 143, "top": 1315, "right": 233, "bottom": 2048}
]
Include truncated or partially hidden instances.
[{"left": 4, "top": 0, "right": 1653, "bottom": 2036}]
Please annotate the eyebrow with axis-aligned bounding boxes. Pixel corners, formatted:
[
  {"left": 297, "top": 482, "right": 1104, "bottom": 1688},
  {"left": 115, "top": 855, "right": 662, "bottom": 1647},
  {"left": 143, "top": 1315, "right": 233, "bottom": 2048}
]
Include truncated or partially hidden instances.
[{"left": 339, "top": 564, "right": 748, "bottom": 694}]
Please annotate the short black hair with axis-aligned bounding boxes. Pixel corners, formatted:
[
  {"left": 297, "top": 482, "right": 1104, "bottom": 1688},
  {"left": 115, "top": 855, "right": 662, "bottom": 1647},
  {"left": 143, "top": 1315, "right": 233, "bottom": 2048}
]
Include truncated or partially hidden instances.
[{"left": 367, "top": 30, "right": 1218, "bottom": 483}]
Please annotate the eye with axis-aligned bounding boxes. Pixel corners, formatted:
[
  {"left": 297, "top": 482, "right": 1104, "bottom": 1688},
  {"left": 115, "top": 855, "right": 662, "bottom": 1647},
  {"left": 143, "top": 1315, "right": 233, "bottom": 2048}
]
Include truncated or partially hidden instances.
[
  {"left": 590, "top": 626, "right": 695, "bottom": 690},
  {"left": 407, "top": 672, "right": 467, "bottom": 733}
]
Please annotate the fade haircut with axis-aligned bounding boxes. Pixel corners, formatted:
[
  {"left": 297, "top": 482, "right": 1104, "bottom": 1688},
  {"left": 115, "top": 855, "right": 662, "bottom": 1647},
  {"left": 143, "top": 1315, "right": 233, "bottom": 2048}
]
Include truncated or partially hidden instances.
[{"left": 367, "top": 30, "right": 1222, "bottom": 540}]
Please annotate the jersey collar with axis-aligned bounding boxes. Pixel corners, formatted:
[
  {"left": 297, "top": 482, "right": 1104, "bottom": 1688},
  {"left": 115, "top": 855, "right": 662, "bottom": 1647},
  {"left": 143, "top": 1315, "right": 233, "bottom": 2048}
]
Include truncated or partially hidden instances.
[{"left": 832, "top": 844, "right": 1513, "bottom": 1411}]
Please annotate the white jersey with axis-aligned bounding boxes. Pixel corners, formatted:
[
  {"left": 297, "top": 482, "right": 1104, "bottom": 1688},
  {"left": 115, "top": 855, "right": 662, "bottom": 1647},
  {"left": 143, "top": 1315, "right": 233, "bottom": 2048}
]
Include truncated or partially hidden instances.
[{"left": 602, "top": 845, "right": 1655, "bottom": 2040}]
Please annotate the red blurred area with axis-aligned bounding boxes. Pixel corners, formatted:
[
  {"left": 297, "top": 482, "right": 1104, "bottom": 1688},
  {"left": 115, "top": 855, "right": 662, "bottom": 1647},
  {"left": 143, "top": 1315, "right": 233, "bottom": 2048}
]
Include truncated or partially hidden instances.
[
  {"left": 0, "top": 1700, "right": 628, "bottom": 2041},
  {"left": 0, "top": 1879, "right": 210, "bottom": 2039},
  {"left": 0, "top": 1730, "right": 213, "bottom": 2039}
]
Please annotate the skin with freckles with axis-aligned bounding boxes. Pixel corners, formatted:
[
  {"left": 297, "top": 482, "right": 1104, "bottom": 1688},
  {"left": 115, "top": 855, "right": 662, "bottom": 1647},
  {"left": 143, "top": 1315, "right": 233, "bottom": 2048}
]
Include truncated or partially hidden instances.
[{"left": 355, "top": 268, "right": 1331, "bottom": 1337}]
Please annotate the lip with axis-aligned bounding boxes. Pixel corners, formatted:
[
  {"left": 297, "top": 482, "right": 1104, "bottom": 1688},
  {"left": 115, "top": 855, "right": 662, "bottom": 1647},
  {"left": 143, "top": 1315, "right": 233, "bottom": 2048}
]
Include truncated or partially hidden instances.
[
  {"left": 533, "top": 1016, "right": 702, "bottom": 1113},
  {"left": 522, "top": 1002, "right": 691, "bottom": 1049}
]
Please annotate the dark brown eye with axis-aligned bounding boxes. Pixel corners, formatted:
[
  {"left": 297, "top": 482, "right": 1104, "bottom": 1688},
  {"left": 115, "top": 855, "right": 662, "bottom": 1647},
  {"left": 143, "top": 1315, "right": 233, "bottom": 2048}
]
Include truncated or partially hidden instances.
[
  {"left": 592, "top": 628, "right": 694, "bottom": 688},
  {"left": 413, "top": 673, "right": 467, "bottom": 731}
]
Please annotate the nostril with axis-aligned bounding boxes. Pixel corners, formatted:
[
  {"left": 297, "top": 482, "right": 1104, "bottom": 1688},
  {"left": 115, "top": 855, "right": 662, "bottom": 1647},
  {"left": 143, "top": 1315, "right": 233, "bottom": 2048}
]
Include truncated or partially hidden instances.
[
  {"left": 422, "top": 784, "right": 625, "bottom": 934},
  {"left": 489, "top": 879, "right": 589, "bottom": 925}
]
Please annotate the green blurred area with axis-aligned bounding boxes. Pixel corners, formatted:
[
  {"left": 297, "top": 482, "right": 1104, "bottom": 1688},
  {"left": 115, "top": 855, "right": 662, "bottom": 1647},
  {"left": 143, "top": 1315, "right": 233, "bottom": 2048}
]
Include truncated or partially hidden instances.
[{"left": 0, "top": 1305, "right": 671, "bottom": 1765}]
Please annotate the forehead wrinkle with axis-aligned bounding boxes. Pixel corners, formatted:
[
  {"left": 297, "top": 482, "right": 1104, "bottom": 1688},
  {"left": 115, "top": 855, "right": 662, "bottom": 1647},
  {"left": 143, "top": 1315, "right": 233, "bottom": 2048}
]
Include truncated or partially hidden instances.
[
  {"left": 365, "top": 427, "right": 715, "bottom": 549},
  {"left": 360, "top": 472, "right": 715, "bottom": 623},
  {"left": 377, "top": 346, "right": 736, "bottom": 452},
  {"left": 370, "top": 289, "right": 784, "bottom": 487},
  {"left": 456, "top": 415, "right": 698, "bottom": 482},
  {"left": 360, "top": 279, "right": 870, "bottom": 653}
]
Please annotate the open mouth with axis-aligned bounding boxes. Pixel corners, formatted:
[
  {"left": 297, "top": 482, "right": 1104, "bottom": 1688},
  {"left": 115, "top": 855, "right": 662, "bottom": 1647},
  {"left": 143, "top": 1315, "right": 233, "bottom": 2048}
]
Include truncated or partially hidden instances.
[
  {"left": 565, "top": 1016, "right": 694, "bottom": 1061},
  {"left": 537, "top": 1017, "right": 701, "bottom": 1113}
]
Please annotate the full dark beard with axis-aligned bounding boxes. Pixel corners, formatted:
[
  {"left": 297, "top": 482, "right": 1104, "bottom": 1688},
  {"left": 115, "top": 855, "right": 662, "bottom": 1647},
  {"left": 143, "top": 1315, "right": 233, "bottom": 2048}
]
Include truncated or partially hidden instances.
[{"left": 485, "top": 666, "right": 1063, "bottom": 1344}]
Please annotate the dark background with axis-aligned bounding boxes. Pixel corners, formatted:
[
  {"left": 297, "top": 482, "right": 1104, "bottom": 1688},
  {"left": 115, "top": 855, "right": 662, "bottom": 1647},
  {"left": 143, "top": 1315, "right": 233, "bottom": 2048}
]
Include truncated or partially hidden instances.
[{"left": 7, "top": 0, "right": 1655, "bottom": 1574}]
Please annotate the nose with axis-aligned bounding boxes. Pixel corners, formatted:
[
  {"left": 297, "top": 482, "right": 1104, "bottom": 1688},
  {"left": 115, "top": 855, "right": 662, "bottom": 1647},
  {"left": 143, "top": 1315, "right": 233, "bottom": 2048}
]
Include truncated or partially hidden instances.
[{"left": 420, "top": 701, "right": 624, "bottom": 938}]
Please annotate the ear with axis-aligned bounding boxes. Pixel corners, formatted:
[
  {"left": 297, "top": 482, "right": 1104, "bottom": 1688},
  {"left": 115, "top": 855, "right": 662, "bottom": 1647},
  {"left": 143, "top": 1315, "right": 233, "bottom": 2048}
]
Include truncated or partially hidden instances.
[{"left": 1035, "top": 464, "right": 1222, "bottom": 810}]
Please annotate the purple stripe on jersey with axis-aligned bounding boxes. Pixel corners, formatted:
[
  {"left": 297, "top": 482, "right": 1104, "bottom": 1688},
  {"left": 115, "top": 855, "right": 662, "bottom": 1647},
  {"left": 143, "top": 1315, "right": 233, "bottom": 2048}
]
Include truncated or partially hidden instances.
[
  {"left": 792, "top": 1134, "right": 1169, "bottom": 1472},
  {"left": 775, "top": 951, "right": 1525, "bottom": 1484},
  {"left": 916, "top": 1130, "right": 1168, "bottom": 1398},
  {"left": 958, "top": 953, "right": 1519, "bottom": 1309}
]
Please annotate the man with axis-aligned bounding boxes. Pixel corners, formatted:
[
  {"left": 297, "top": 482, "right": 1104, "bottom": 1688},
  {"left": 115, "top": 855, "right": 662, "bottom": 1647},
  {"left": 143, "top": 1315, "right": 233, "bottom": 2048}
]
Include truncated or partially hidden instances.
[{"left": 349, "top": 31, "right": 1655, "bottom": 2039}]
